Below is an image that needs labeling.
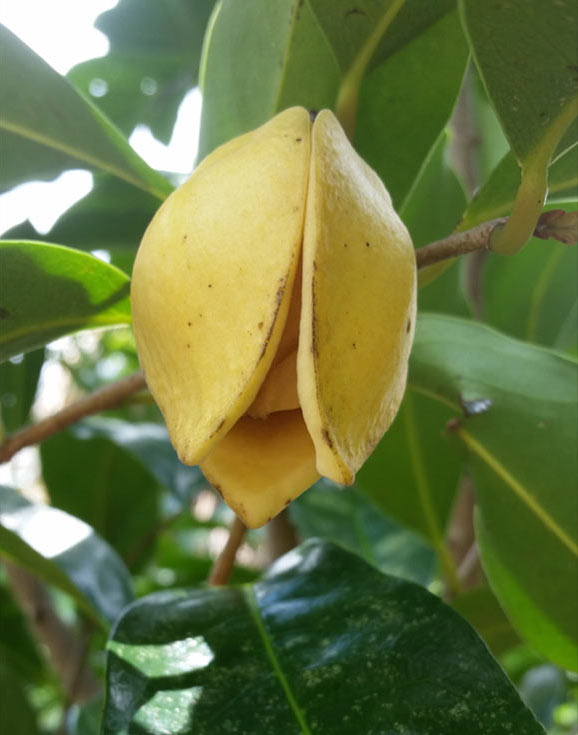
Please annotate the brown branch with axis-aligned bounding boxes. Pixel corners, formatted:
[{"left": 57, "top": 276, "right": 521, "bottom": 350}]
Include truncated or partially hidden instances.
[
  {"left": 415, "top": 218, "right": 507, "bottom": 270},
  {"left": 207, "top": 515, "right": 247, "bottom": 586},
  {"left": 0, "top": 371, "right": 146, "bottom": 464}
]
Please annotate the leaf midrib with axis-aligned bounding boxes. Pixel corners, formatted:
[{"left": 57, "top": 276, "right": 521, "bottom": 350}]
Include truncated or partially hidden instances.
[{"left": 242, "top": 585, "right": 313, "bottom": 735}]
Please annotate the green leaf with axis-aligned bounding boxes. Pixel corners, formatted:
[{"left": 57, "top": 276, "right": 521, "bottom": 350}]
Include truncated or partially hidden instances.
[
  {"left": 0, "top": 485, "right": 133, "bottom": 625},
  {"left": 290, "top": 482, "right": 435, "bottom": 585},
  {"left": 401, "top": 131, "right": 471, "bottom": 317},
  {"left": 356, "top": 390, "right": 461, "bottom": 590},
  {"left": 356, "top": 6, "right": 469, "bottom": 207},
  {"left": 0, "top": 662, "right": 42, "bottom": 735},
  {"left": 0, "top": 25, "right": 172, "bottom": 199},
  {"left": 0, "top": 583, "right": 44, "bottom": 683},
  {"left": 199, "top": 0, "right": 466, "bottom": 209},
  {"left": 198, "top": 0, "right": 339, "bottom": 158},
  {"left": 460, "top": 145, "right": 578, "bottom": 231},
  {"left": 40, "top": 423, "right": 161, "bottom": 563},
  {"left": 452, "top": 586, "right": 520, "bottom": 658},
  {"left": 460, "top": 0, "right": 578, "bottom": 254},
  {"left": 0, "top": 348, "right": 44, "bottom": 433},
  {"left": 0, "top": 241, "right": 131, "bottom": 363},
  {"left": 68, "top": 0, "right": 215, "bottom": 144},
  {"left": 410, "top": 314, "right": 578, "bottom": 671},
  {"left": 481, "top": 232, "right": 578, "bottom": 354},
  {"left": 70, "top": 418, "right": 205, "bottom": 511},
  {"left": 103, "top": 540, "right": 544, "bottom": 734}
]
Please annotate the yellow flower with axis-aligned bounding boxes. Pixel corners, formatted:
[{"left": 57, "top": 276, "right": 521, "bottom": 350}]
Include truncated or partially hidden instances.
[{"left": 131, "top": 108, "right": 416, "bottom": 528}]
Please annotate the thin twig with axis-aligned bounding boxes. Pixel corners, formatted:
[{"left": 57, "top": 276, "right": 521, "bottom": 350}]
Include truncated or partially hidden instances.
[
  {"left": 0, "top": 371, "right": 146, "bottom": 464},
  {"left": 415, "top": 218, "right": 507, "bottom": 270},
  {"left": 207, "top": 515, "right": 247, "bottom": 586}
]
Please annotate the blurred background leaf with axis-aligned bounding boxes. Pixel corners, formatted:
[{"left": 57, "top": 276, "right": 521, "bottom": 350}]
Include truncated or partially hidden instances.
[{"left": 68, "top": 0, "right": 215, "bottom": 144}]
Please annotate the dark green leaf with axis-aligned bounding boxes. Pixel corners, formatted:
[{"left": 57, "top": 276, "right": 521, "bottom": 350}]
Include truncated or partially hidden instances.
[
  {"left": 460, "top": 0, "right": 578, "bottom": 254},
  {"left": 40, "top": 423, "right": 161, "bottom": 563},
  {"left": 401, "top": 131, "right": 471, "bottom": 317},
  {"left": 71, "top": 418, "right": 205, "bottom": 511},
  {"left": 0, "top": 583, "right": 44, "bottom": 683},
  {"left": 0, "top": 25, "right": 172, "bottom": 198},
  {"left": 481, "top": 231, "right": 578, "bottom": 354},
  {"left": 0, "top": 348, "right": 44, "bottom": 432},
  {"left": 68, "top": 0, "right": 215, "bottom": 144},
  {"left": 0, "top": 485, "right": 133, "bottom": 625},
  {"left": 0, "top": 241, "right": 131, "bottom": 362},
  {"left": 356, "top": 6, "right": 469, "bottom": 207},
  {"left": 461, "top": 0, "right": 577, "bottom": 163},
  {"left": 291, "top": 482, "right": 435, "bottom": 585},
  {"left": 0, "top": 662, "right": 42, "bottom": 735},
  {"left": 452, "top": 586, "right": 520, "bottom": 658},
  {"left": 104, "top": 540, "right": 544, "bottom": 734},
  {"left": 411, "top": 314, "right": 578, "bottom": 670}
]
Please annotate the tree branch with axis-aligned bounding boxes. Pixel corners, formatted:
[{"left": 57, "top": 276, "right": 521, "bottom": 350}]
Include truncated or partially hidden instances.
[
  {"left": 415, "top": 218, "right": 507, "bottom": 270},
  {"left": 207, "top": 515, "right": 247, "bottom": 586},
  {"left": 0, "top": 371, "right": 146, "bottom": 464}
]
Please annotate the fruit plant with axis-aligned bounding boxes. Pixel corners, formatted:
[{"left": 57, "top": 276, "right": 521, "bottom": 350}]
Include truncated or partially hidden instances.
[{"left": 0, "top": 1, "right": 577, "bottom": 733}]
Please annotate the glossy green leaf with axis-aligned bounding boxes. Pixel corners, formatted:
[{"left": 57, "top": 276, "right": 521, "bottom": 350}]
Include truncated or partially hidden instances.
[
  {"left": 40, "top": 423, "right": 161, "bottom": 563},
  {"left": 0, "top": 25, "right": 172, "bottom": 198},
  {"left": 2, "top": 175, "right": 160, "bottom": 256},
  {"left": 104, "top": 540, "right": 544, "bottom": 734},
  {"left": 411, "top": 314, "right": 578, "bottom": 670},
  {"left": 0, "top": 485, "right": 133, "bottom": 625},
  {"left": 0, "top": 241, "right": 131, "bottom": 363},
  {"left": 0, "top": 348, "right": 44, "bottom": 432},
  {"left": 290, "top": 482, "right": 435, "bottom": 585},
  {"left": 460, "top": 0, "right": 578, "bottom": 254},
  {"left": 68, "top": 0, "right": 215, "bottom": 144},
  {"left": 356, "top": 6, "right": 468, "bottom": 207},
  {"left": 357, "top": 390, "right": 461, "bottom": 588},
  {"left": 460, "top": 145, "right": 578, "bottom": 231}
]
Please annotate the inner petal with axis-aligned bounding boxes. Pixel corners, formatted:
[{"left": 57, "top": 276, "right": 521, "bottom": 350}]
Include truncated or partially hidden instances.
[{"left": 200, "top": 409, "right": 319, "bottom": 528}]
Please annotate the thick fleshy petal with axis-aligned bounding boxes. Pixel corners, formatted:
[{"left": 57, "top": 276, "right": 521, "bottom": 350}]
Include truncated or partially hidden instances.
[
  {"left": 298, "top": 110, "right": 417, "bottom": 484},
  {"left": 201, "top": 410, "right": 319, "bottom": 528},
  {"left": 131, "top": 108, "right": 312, "bottom": 465}
]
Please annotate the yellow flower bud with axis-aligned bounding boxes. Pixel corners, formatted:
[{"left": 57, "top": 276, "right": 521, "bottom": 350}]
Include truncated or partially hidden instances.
[{"left": 131, "top": 107, "right": 416, "bottom": 528}]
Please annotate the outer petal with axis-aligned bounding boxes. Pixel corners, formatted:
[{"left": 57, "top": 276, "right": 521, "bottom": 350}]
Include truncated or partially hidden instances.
[
  {"left": 298, "top": 110, "right": 417, "bottom": 484},
  {"left": 131, "top": 107, "right": 312, "bottom": 465},
  {"left": 200, "top": 410, "right": 319, "bottom": 529}
]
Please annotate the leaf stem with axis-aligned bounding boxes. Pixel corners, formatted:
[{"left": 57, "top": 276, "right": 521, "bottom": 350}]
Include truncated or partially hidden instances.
[{"left": 207, "top": 515, "right": 247, "bottom": 586}]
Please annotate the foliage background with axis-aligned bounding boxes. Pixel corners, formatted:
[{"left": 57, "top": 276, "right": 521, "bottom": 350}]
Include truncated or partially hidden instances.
[{"left": 0, "top": 0, "right": 577, "bottom": 733}]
